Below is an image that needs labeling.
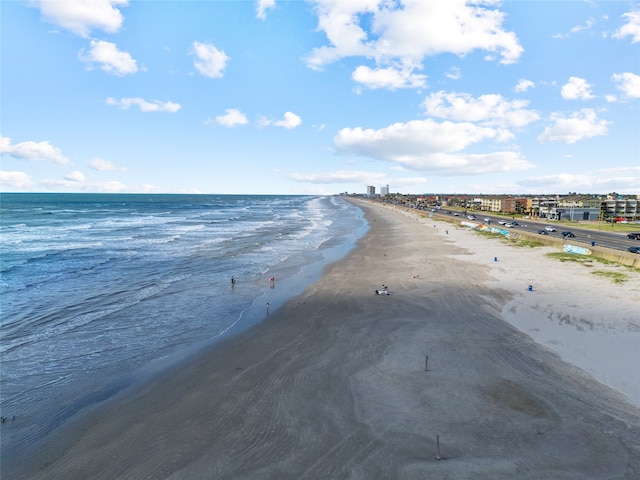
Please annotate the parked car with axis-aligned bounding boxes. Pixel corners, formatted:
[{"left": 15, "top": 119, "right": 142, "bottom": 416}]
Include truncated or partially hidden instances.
[
  {"left": 626, "top": 233, "right": 640, "bottom": 240},
  {"left": 545, "top": 226, "right": 556, "bottom": 232},
  {"left": 561, "top": 231, "right": 575, "bottom": 238},
  {"left": 537, "top": 230, "right": 548, "bottom": 235},
  {"left": 498, "top": 220, "right": 507, "bottom": 225},
  {"left": 505, "top": 222, "right": 517, "bottom": 228},
  {"left": 628, "top": 246, "right": 640, "bottom": 254},
  {"left": 484, "top": 217, "right": 491, "bottom": 223},
  {"left": 467, "top": 215, "right": 476, "bottom": 220}
]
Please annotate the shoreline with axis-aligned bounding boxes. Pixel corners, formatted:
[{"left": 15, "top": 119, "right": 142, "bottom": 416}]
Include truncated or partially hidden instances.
[{"left": 4, "top": 198, "right": 639, "bottom": 479}]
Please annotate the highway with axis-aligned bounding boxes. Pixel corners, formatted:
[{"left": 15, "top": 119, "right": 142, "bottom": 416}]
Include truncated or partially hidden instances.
[{"left": 432, "top": 210, "right": 640, "bottom": 253}]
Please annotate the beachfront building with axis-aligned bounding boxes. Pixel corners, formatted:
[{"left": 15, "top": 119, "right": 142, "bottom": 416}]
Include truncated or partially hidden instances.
[
  {"left": 380, "top": 184, "right": 390, "bottom": 196},
  {"left": 367, "top": 185, "right": 376, "bottom": 197},
  {"left": 475, "top": 196, "right": 517, "bottom": 213},
  {"left": 602, "top": 196, "right": 639, "bottom": 222}
]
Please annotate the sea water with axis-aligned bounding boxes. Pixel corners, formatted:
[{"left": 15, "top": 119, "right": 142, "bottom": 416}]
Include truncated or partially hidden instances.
[{"left": 0, "top": 193, "right": 367, "bottom": 452}]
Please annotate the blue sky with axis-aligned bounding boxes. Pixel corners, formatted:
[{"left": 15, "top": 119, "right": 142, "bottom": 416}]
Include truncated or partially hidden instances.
[{"left": 1, "top": 0, "right": 639, "bottom": 195}]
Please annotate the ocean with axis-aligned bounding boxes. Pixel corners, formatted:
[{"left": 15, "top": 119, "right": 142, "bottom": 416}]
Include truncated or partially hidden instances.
[{"left": 0, "top": 193, "right": 368, "bottom": 452}]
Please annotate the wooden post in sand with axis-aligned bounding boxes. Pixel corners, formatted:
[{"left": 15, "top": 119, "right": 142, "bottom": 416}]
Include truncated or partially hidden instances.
[{"left": 425, "top": 355, "right": 429, "bottom": 371}]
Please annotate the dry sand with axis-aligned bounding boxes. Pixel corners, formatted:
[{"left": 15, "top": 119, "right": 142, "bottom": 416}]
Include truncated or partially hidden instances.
[{"left": 4, "top": 198, "right": 639, "bottom": 479}]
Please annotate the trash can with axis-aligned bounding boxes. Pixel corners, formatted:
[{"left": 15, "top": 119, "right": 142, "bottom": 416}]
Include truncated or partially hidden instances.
[
  {"left": 527, "top": 285, "right": 533, "bottom": 291},
  {"left": 591, "top": 241, "right": 595, "bottom": 247}
]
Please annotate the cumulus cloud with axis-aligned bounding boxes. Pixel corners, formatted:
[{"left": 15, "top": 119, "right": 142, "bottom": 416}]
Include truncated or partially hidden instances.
[
  {"left": 0, "top": 135, "right": 71, "bottom": 164},
  {"left": 64, "top": 170, "right": 86, "bottom": 182},
  {"left": 305, "top": 0, "right": 522, "bottom": 90},
  {"left": 79, "top": 40, "right": 138, "bottom": 76},
  {"left": 561, "top": 76, "right": 595, "bottom": 100},
  {"left": 192, "top": 41, "right": 229, "bottom": 78},
  {"left": 352, "top": 65, "right": 426, "bottom": 90},
  {"left": 89, "top": 157, "right": 126, "bottom": 171},
  {"left": 611, "top": 72, "right": 640, "bottom": 99},
  {"left": 423, "top": 91, "right": 540, "bottom": 129},
  {"left": 213, "top": 108, "right": 249, "bottom": 127},
  {"left": 515, "top": 79, "right": 534, "bottom": 92},
  {"left": 29, "top": 0, "right": 128, "bottom": 38},
  {"left": 106, "top": 97, "right": 181, "bottom": 112},
  {"left": 256, "top": 0, "right": 275, "bottom": 20},
  {"left": 537, "top": 108, "right": 610, "bottom": 144},
  {"left": 333, "top": 119, "right": 533, "bottom": 175},
  {"left": 260, "top": 111, "right": 302, "bottom": 129},
  {"left": 0, "top": 171, "right": 34, "bottom": 190},
  {"left": 613, "top": 10, "right": 640, "bottom": 43}
]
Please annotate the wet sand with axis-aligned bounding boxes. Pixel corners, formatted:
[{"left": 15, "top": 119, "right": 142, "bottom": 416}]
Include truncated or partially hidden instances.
[{"left": 4, "top": 198, "right": 639, "bottom": 479}]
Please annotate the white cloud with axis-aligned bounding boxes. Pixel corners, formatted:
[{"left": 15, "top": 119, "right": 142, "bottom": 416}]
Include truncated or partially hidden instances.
[
  {"left": 29, "top": 0, "right": 128, "bottom": 38},
  {"left": 352, "top": 65, "right": 426, "bottom": 90},
  {"left": 561, "top": 76, "right": 595, "bottom": 100},
  {"left": 515, "top": 79, "right": 534, "bottom": 92},
  {"left": 89, "top": 158, "right": 125, "bottom": 171},
  {"left": 611, "top": 72, "right": 640, "bottom": 99},
  {"left": 0, "top": 135, "right": 71, "bottom": 164},
  {"left": 64, "top": 170, "right": 86, "bottom": 182},
  {"left": 192, "top": 41, "right": 229, "bottom": 78},
  {"left": 0, "top": 171, "right": 34, "bottom": 190},
  {"left": 554, "top": 17, "right": 596, "bottom": 39},
  {"left": 79, "top": 40, "right": 138, "bottom": 76},
  {"left": 106, "top": 97, "right": 181, "bottom": 112},
  {"left": 214, "top": 108, "right": 249, "bottom": 127},
  {"left": 613, "top": 10, "right": 640, "bottom": 43},
  {"left": 256, "top": 0, "right": 275, "bottom": 20},
  {"left": 261, "top": 111, "right": 302, "bottom": 129},
  {"left": 333, "top": 119, "right": 533, "bottom": 174},
  {"left": 41, "top": 177, "right": 128, "bottom": 192},
  {"left": 423, "top": 91, "right": 539, "bottom": 129},
  {"left": 445, "top": 67, "right": 461, "bottom": 80},
  {"left": 519, "top": 166, "right": 640, "bottom": 193},
  {"left": 537, "top": 108, "right": 610, "bottom": 144},
  {"left": 305, "top": 0, "right": 523, "bottom": 88},
  {"left": 288, "top": 170, "right": 387, "bottom": 184}
]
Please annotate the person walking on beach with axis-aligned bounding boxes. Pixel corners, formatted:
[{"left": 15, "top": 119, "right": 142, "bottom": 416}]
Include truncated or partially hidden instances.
[
  {"left": 231, "top": 276, "right": 236, "bottom": 286},
  {"left": 266, "top": 302, "right": 270, "bottom": 314},
  {"left": 269, "top": 276, "right": 275, "bottom": 289}
]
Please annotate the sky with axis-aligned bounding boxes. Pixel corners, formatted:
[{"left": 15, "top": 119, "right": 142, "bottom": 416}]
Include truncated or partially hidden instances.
[{"left": 1, "top": 0, "right": 639, "bottom": 195}]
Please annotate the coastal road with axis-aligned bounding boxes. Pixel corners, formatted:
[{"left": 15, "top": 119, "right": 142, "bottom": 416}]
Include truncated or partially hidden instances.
[{"left": 433, "top": 210, "right": 639, "bottom": 252}]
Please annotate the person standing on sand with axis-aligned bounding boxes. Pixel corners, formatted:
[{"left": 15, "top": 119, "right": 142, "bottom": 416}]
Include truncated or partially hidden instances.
[{"left": 231, "top": 276, "right": 236, "bottom": 286}]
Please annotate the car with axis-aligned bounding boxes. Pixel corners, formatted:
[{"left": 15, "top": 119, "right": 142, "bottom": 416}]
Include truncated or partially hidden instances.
[
  {"left": 505, "top": 222, "right": 515, "bottom": 228},
  {"left": 628, "top": 246, "right": 640, "bottom": 254},
  {"left": 484, "top": 217, "right": 491, "bottom": 223},
  {"left": 467, "top": 215, "right": 476, "bottom": 220},
  {"left": 498, "top": 220, "right": 507, "bottom": 225},
  {"left": 453, "top": 212, "right": 459, "bottom": 216},
  {"left": 510, "top": 221, "right": 519, "bottom": 226},
  {"left": 627, "top": 233, "right": 640, "bottom": 240},
  {"left": 561, "top": 231, "right": 575, "bottom": 238},
  {"left": 537, "top": 230, "right": 548, "bottom": 235},
  {"left": 545, "top": 226, "right": 556, "bottom": 232}
]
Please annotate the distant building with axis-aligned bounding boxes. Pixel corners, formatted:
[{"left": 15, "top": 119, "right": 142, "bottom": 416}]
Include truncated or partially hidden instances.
[
  {"left": 367, "top": 185, "right": 376, "bottom": 197},
  {"left": 380, "top": 184, "right": 389, "bottom": 196}
]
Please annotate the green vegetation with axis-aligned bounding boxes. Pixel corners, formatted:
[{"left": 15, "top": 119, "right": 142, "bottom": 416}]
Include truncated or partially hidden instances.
[
  {"left": 545, "top": 252, "right": 639, "bottom": 282},
  {"left": 473, "top": 229, "right": 545, "bottom": 248},
  {"left": 591, "top": 270, "right": 628, "bottom": 284}
]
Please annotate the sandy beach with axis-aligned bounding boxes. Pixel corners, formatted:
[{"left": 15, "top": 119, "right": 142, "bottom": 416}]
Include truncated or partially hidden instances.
[{"left": 4, "top": 198, "right": 639, "bottom": 479}]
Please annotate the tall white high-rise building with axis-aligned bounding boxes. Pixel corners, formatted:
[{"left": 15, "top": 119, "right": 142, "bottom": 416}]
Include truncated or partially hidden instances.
[
  {"left": 367, "top": 185, "right": 376, "bottom": 196},
  {"left": 380, "top": 184, "right": 389, "bottom": 196}
]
